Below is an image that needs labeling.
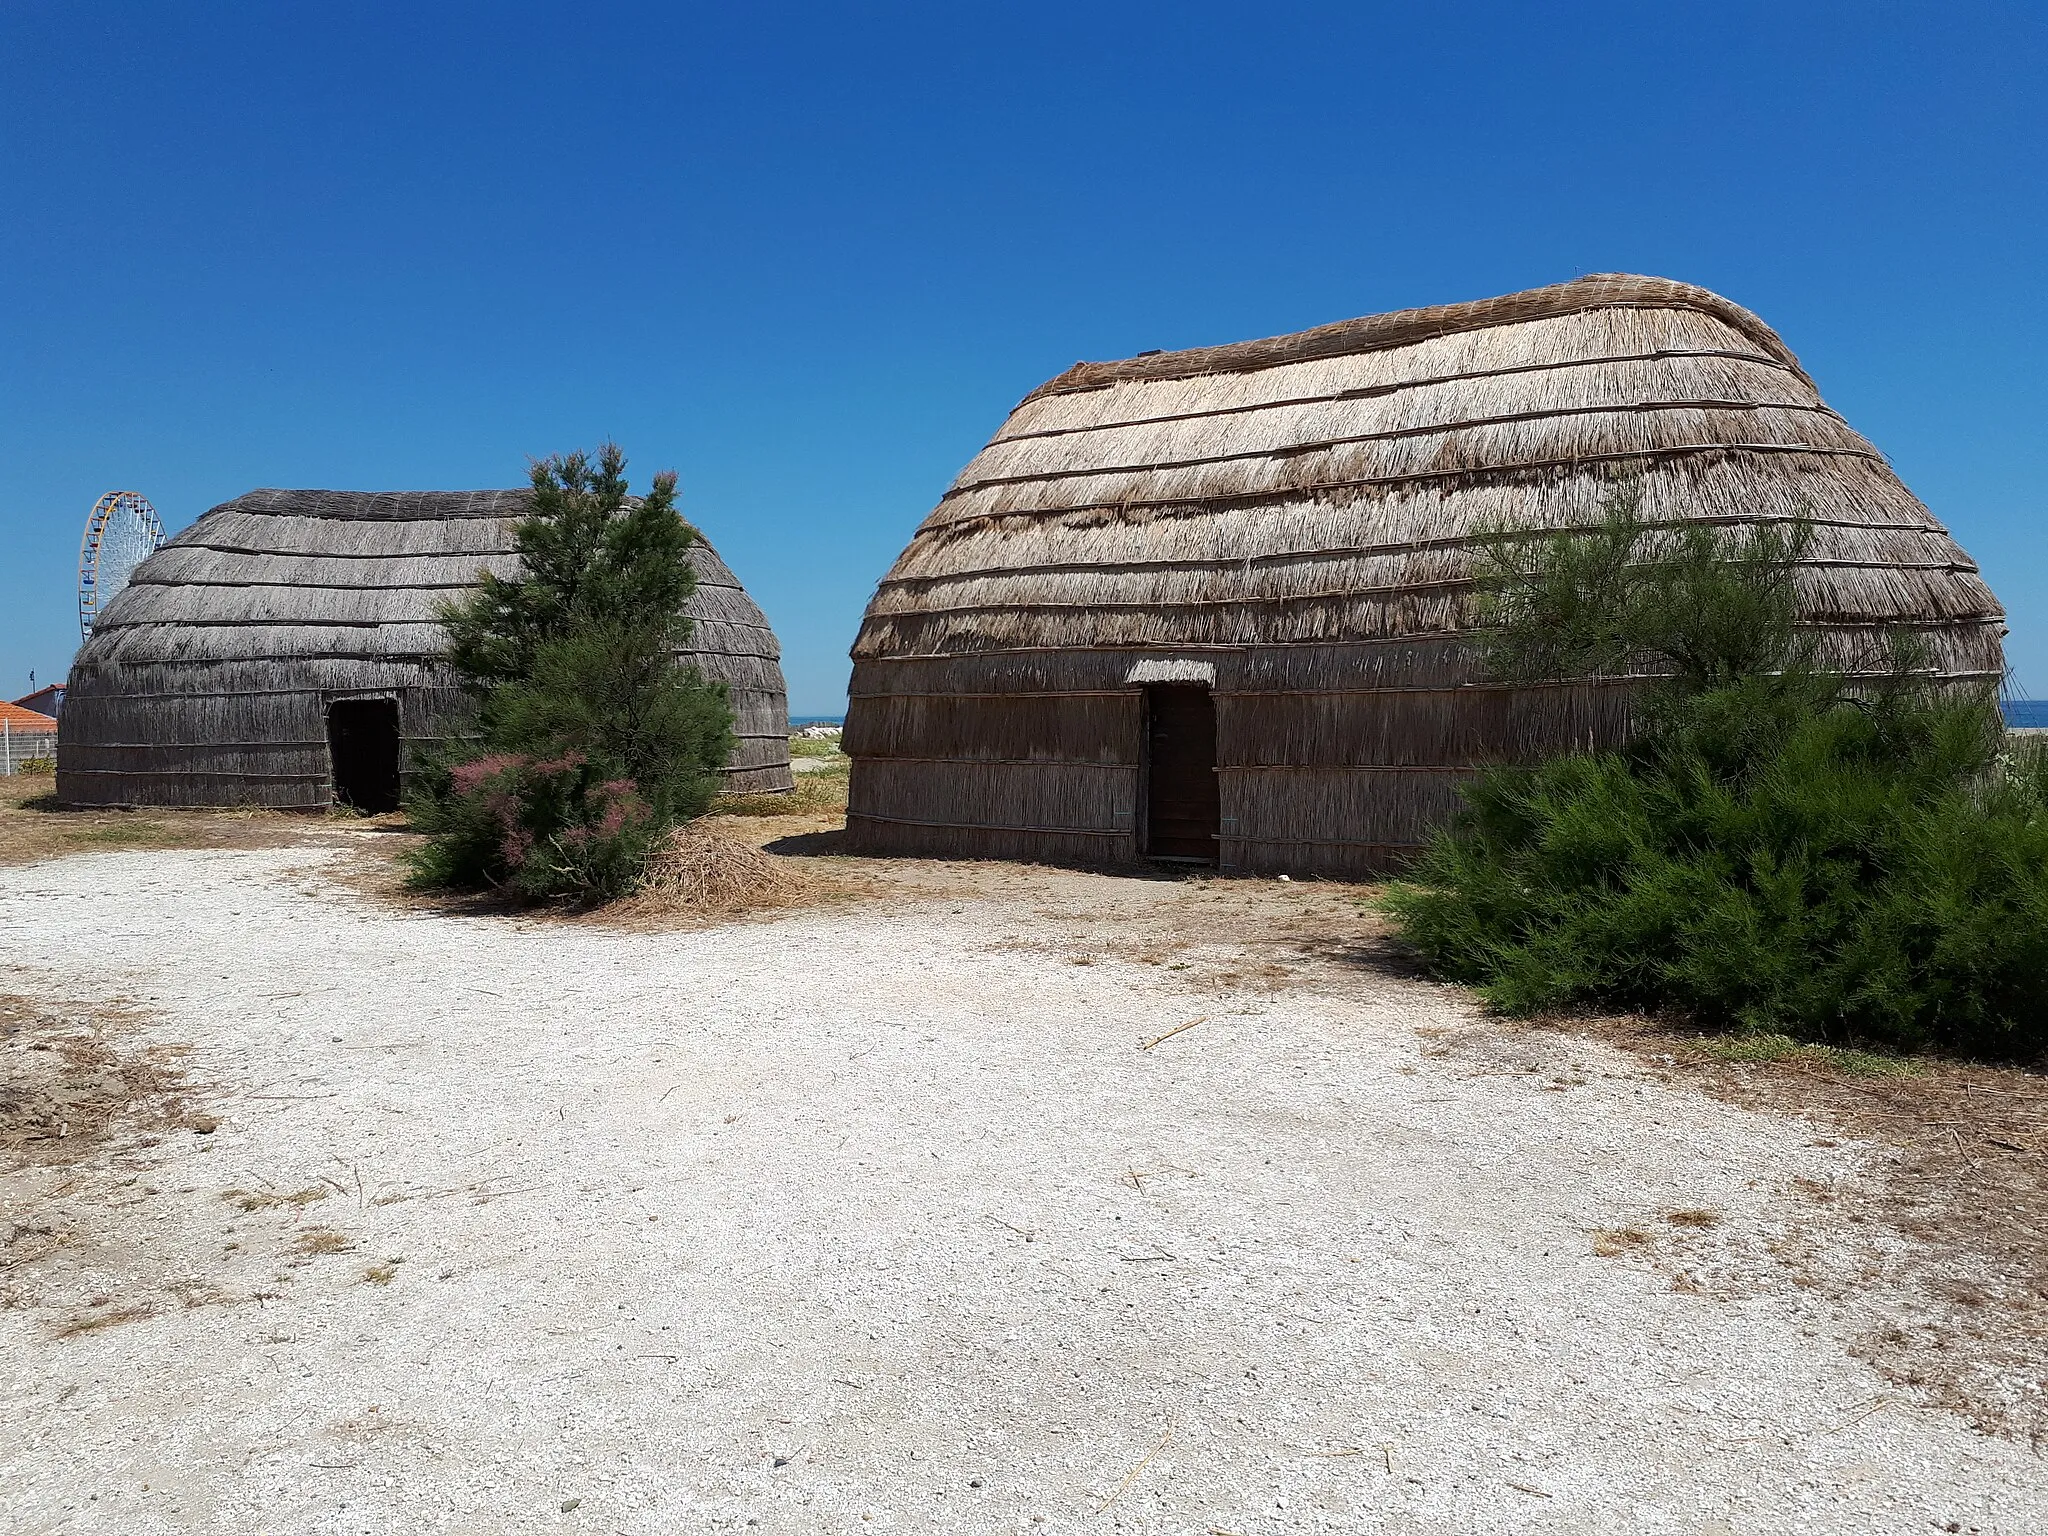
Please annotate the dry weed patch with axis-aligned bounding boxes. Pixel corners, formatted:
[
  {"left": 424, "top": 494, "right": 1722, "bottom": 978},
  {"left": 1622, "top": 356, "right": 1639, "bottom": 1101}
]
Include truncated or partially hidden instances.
[
  {"left": 1592, "top": 1227, "right": 1654, "bottom": 1257},
  {"left": 222, "top": 1186, "right": 330, "bottom": 1213},
  {"left": 293, "top": 1227, "right": 356, "bottom": 1255},
  {"left": 715, "top": 763, "right": 849, "bottom": 820},
  {"left": 1, "top": 994, "right": 194, "bottom": 1160},
  {"left": 1698, "top": 1032, "right": 1920, "bottom": 1077},
  {"left": 0, "top": 771, "right": 307, "bottom": 867},
  {"left": 53, "top": 1303, "right": 155, "bottom": 1339}
]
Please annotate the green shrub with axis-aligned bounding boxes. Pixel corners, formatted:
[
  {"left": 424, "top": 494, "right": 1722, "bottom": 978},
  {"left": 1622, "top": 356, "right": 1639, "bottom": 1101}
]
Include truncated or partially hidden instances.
[
  {"left": 404, "top": 444, "right": 734, "bottom": 901},
  {"left": 404, "top": 752, "right": 664, "bottom": 901},
  {"left": 1384, "top": 482, "right": 2048, "bottom": 1061}
]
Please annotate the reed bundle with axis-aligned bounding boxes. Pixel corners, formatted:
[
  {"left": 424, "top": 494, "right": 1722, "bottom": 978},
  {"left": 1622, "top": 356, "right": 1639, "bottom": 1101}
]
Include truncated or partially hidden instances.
[{"left": 605, "top": 820, "right": 815, "bottom": 923}]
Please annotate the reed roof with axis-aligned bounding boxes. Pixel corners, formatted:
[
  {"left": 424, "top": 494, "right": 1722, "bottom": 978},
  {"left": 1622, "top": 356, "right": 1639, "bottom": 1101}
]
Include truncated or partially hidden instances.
[
  {"left": 86, "top": 488, "right": 782, "bottom": 672},
  {"left": 61, "top": 489, "right": 794, "bottom": 805},
  {"left": 852, "top": 274, "right": 2002, "bottom": 677}
]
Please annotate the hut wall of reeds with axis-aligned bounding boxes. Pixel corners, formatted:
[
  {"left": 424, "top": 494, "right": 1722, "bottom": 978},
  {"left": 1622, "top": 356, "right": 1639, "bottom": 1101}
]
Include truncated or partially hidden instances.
[
  {"left": 58, "top": 489, "right": 793, "bottom": 808},
  {"left": 845, "top": 274, "right": 2005, "bottom": 876}
]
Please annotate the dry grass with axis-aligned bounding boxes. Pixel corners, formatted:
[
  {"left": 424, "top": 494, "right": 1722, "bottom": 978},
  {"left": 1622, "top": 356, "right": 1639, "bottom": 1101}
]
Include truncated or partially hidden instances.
[
  {"left": 52, "top": 1303, "right": 155, "bottom": 1339},
  {"left": 0, "top": 770, "right": 307, "bottom": 868},
  {"left": 1591, "top": 1227, "right": 1654, "bottom": 1257},
  {"left": 0, "top": 993, "right": 195, "bottom": 1161},
  {"left": 600, "top": 821, "right": 828, "bottom": 928},
  {"left": 223, "top": 1186, "right": 330, "bottom": 1213},
  {"left": 294, "top": 1227, "right": 356, "bottom": 1255},
  {"left": 1696, "top": 1032, "right": 1921, "bottom": 1077},
  {"left": 1665, "top": 1208, "right": 1722, "bottom": 1229},
  {"left": 715, "top": 761, "right": 849, "bottom": 820}
]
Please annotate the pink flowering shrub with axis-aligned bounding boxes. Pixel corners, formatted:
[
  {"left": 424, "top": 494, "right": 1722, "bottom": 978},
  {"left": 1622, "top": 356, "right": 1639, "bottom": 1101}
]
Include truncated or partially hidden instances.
[{"left": 405, "top": 751, "right": 662, "bottom": 901}]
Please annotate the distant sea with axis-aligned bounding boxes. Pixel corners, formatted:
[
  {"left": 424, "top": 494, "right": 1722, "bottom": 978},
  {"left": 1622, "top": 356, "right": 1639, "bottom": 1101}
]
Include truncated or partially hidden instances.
[{"left": 790, "top": 715, "right": 845, "bottom": 729}]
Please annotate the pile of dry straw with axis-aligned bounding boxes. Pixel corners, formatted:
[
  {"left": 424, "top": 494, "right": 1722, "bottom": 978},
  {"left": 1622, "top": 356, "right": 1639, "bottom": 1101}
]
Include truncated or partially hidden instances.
[{"left": 607, "top": 821, "right": 816, "bottom": 924}]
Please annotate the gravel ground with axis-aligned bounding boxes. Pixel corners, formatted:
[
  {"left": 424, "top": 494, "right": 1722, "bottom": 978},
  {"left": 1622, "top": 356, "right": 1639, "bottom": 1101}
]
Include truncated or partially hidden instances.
[{"left": 1, "top": 846, "right": 2042, "bottom": 1535}]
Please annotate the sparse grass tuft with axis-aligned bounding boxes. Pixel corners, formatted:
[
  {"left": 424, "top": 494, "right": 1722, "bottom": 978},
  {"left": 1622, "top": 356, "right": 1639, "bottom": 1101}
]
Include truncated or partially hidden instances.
[
  {"left": 66, "top": 822, "right": 168, "bottom": 846},
  {"left": 1665, "top": 1208, "right": 1722, "bottom": 1228},
  {"left": 362, "top": 1262, "right": 399, "bottom": 1285},
  {"left": 294, "top": 1227, "right": 356, "bottom": 1255},
  {"left": 1, "top": 995, "right": 196, "bottom": 1157},
  {"left": 224, "top": 1186, "right": 330, "bottom": 1212},
  {"left": 1591, "top": 1227, "right": 1654, "bottom": 1257},
  {"left": 1695, "top": 1033, "right": 1921, "bottom": 1077},
  {"left": 54, "top": 1303, "right": 154, "bottom": 1338}
]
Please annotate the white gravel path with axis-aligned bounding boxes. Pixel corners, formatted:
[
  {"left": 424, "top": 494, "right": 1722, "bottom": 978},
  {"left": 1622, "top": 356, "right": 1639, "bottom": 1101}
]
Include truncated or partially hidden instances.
[{"left": 1, "top": 847, "right": 2040, "bottom": 1535}]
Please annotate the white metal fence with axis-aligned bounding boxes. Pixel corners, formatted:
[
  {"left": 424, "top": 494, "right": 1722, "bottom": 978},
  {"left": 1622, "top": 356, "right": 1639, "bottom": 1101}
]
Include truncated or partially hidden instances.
[{"left": 1, "top": 720, "right": 58, "bottom": 774}]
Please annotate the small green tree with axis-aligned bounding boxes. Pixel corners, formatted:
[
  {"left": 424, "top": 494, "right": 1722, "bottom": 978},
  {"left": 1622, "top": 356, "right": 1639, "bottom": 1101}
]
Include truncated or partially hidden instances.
[
  {"left": 1384, "top": 480, "right": 2048, "bottom": 1061},
  {"left": 405, "top": 444, "right": 735, "bottom": 900},
  {"left": 1469, "top": 478, "right": 1815, "bottom": 694}
]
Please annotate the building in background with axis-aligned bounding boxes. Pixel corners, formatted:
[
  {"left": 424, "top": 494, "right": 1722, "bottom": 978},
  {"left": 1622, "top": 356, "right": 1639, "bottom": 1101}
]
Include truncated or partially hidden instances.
[
  {"left": 13, "top": 684, "right": 66, "bottom": 719},
  {"left": 0, "top": 701, "right": 59, "bottom": 775}
]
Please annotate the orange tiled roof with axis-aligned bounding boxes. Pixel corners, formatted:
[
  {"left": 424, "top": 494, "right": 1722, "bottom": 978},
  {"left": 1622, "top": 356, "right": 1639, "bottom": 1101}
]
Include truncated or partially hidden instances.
[{"left": 0, "top": 702, "right": 58, "bottom": 729}]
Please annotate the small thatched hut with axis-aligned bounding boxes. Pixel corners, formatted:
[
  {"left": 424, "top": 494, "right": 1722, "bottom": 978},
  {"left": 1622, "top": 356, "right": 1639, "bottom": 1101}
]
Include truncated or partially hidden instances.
[
  {"left": 845, "top": 274, "right": 2004, "bottom": 876},
  {"left": 58, "top": 489, "right": 792, "bottom": 808}
]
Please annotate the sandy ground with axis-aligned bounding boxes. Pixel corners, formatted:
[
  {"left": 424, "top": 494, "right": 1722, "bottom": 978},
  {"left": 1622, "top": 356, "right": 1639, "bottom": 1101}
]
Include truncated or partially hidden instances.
[{"left": 2, "top": 844, "right": 2044, "bottom": 1535}]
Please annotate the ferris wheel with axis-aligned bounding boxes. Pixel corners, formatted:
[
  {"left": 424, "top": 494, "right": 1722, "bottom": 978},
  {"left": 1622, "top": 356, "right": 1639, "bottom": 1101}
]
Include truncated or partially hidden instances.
[{"left": 78, "top": 491, "right": 166, "bottom": 641}]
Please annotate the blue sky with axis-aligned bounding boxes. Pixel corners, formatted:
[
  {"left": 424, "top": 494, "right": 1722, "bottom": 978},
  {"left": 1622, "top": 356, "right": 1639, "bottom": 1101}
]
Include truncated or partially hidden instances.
[{"left": 3, "top": 1, "right": 2043, "bottom": 713}]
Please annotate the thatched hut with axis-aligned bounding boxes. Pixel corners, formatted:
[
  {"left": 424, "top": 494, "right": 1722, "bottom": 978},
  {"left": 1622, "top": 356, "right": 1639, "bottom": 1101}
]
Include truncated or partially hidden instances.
[
  {"left": 58, "top": 489, "right": 792, "bottom": 809},
  {"left": 845, "top": 274, "right": 2005, "bottom": 876}
]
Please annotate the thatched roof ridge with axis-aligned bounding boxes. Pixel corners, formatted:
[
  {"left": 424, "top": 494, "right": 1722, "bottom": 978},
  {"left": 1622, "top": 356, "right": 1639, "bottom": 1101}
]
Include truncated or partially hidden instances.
[
  {"left": 1025, "top": 274, "right": 1809, "bottom": 400},
  {"left": 225, "top": 488, "right": 527, "bottom": 520}
]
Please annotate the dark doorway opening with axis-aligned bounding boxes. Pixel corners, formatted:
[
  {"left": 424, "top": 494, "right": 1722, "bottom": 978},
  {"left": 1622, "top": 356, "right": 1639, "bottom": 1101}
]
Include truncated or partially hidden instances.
[
  {"left": 1142, "top": 685, "right": 1220, "bottom": 863},
  {"left": 328, "top": 698, "right": 402, "bottom": 813}
]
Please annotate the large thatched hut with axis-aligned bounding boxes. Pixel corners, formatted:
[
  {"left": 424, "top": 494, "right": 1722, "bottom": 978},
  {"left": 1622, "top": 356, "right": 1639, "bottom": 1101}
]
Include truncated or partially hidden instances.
[
  {"left": 845, "top": 274, "right": 2004, "bottom": 876},
  {"left": 58, "top": 489, "right": 792, "bottom": 808}
]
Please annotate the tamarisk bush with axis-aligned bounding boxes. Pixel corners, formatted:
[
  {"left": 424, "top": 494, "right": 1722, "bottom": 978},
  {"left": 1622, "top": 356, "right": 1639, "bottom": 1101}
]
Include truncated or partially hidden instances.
[
  {"left": 404, "top": 444, "right": 734, "bottom": 901},
  {"left": 1384, "top": 483, "right": 2048, "bottom": 1060}
]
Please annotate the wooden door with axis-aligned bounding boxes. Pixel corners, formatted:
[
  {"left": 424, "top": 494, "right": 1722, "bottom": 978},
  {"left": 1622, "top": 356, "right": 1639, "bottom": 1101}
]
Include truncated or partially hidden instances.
[{"left": 1143, "top": 685, "right": 1219, "bottom": 862}]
